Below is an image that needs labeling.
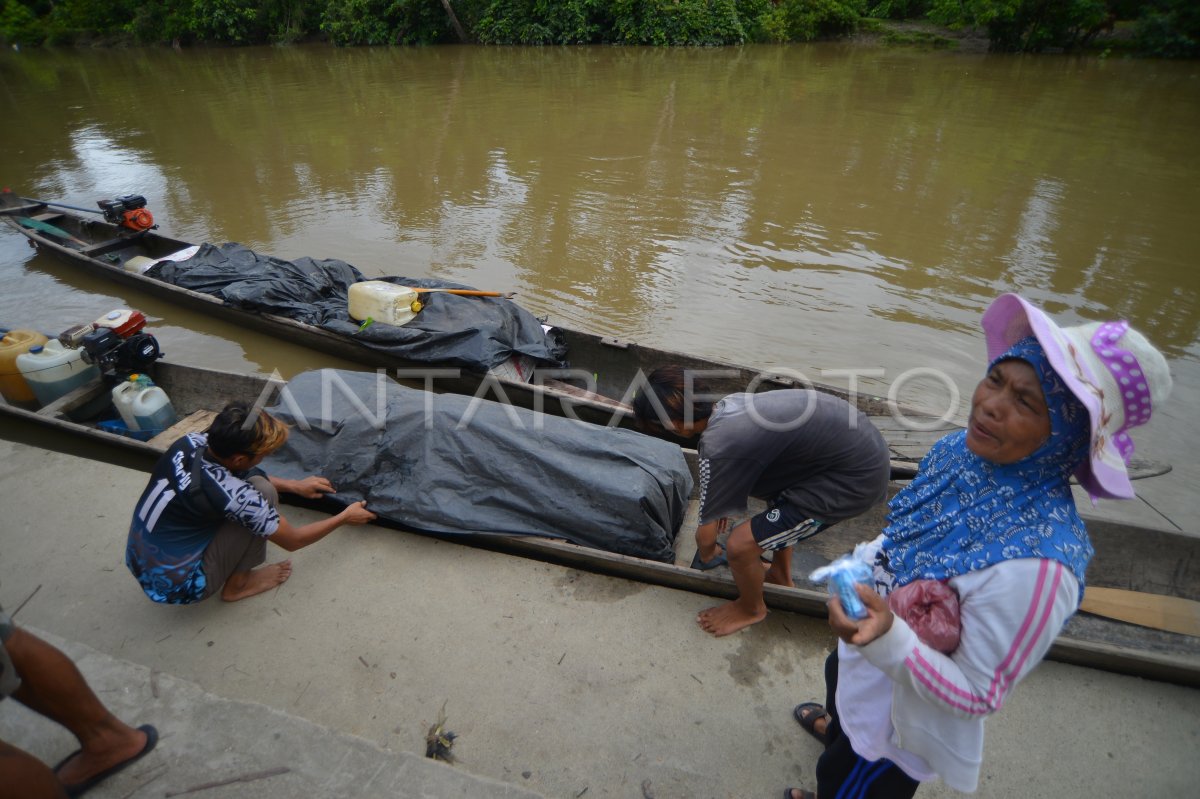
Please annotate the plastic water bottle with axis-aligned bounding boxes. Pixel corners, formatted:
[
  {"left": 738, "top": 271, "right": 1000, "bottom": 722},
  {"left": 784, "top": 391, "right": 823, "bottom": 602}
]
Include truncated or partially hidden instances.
[{"left": 810, "top": 556, "right": 874, "bottom": 621}]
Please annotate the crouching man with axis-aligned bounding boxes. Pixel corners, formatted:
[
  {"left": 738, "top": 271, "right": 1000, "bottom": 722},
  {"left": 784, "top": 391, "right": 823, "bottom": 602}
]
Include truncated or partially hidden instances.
[
  {"left": 126, "top": 401, "right": 376, "bottom": 604},
  {"left": 633, "top": 367, "right": 891, "bottom": 637}
]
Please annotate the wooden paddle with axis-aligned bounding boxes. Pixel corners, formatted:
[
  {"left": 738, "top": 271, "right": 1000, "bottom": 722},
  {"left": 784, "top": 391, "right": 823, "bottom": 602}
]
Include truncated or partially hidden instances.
[
  {"left": 15, "top": 216, "right": 87, "bottom": 247},
  {"left": 1080, "top": 587, "right": 1200, "bottom": 637},
  {"left": 411, "top": 288, "right": 516, "bottom": 299}
]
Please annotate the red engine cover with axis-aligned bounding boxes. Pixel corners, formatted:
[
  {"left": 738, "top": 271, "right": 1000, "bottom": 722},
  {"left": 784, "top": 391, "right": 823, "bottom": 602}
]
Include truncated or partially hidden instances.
[{"left": 93, "top": 309, "right": 147, "bottom": 338}]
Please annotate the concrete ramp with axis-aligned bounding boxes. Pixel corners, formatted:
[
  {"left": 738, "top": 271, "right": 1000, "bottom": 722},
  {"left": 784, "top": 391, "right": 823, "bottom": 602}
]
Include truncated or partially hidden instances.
[{"left": 0, "top": 629, "right": 542, "bottom": 799}]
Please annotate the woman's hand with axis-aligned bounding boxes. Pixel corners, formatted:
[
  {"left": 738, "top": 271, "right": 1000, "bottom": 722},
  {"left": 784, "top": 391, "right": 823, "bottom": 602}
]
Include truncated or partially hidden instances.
[
  {"left": 828, "top": 583, "right": 894, "bottom": 646},
  {"left": 286, "top": 475, "right": 335, "bottom": 499}
]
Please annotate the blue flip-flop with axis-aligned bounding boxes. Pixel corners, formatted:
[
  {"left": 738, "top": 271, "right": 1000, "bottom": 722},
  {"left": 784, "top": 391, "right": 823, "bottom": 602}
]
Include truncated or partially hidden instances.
[
  {"left": 690, "top": 543, "right": 727, "bottom": 570},
  {"left": 54, "top": 724, "right": 158, "bottom": 797}
]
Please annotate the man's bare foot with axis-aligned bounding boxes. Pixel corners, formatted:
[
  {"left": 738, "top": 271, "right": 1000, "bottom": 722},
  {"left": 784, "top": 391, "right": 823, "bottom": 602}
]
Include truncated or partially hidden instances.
[
  {"left": 55, "top": 724, "right": 153, "bottom": 789},
  {"left": 764, "top": 563, "right": 794, "bottom": 588},
  {"left": 696, "top": 601, "right": 767, "bottom": 636},
  {"left": 221, "top": 561, "right": 292, "bottom": 602}
]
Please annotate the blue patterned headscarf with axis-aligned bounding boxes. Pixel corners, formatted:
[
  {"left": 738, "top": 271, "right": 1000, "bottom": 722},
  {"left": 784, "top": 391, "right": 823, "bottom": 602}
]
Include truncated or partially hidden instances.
[{"left": 882, "top": 337, "right": 1093, "bottom": 597}]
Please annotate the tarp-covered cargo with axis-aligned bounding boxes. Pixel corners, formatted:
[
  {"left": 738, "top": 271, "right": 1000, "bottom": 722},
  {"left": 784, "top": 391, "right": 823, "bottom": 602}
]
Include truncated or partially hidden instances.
[
  {"left": 147, "top": 243, "right": 567, "bottom": 374},
  {"left": 263, "top": 370, "right": 692, "bottom": 562}
]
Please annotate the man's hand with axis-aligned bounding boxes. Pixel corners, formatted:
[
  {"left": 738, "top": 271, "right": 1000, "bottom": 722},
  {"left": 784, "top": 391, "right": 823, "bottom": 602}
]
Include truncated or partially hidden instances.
[
  {"left": 338, "top": 500, "right": 377, "bottom": 525},
  {"left": 828, "top": 583, "right": 893, "bottom": 646},
  {"left": 282, "top": 476, "right": 335, "bottom": 499}
]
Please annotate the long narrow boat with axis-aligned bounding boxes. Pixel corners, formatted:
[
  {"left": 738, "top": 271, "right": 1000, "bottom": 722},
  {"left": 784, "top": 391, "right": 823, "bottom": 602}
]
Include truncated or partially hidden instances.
[
  {"left": 1, "top": 359, "right": 1196, "bottom": 686},
  {"left": 0, "top": 191, "right": 1173, "bottom": 483},
  {"left": 0, "top": 190, "right": 970, "bottom": 472}
]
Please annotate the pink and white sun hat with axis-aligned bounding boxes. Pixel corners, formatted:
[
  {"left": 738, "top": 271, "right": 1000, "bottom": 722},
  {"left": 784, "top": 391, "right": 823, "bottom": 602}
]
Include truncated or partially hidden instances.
[{"left": 981, "top": 294, "right": 1172, "bottom": 500}]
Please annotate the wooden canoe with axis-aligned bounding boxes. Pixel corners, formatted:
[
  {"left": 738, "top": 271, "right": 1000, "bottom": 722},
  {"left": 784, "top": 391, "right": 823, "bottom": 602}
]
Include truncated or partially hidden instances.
[{"left": 1, "top": 359, "right": 1196, "bottom": 687}]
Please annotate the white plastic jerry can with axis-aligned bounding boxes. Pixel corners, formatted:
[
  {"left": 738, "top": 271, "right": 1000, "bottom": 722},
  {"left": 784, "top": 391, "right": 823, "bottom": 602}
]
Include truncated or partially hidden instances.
[
  {"left": 348, "top": 281, "right": 422, "bottom": 327},
  {"left": 111, "top": 374, "right": 177, "bottom": 433},
  {"left": 15, "top": 339, "right": 101, "bottom": 407},
  {"left": 111, "top": 378, "right": 142, "bottom": 430},
  {"left": 132, "top": 380, "right": 177, "bottom": 433}
]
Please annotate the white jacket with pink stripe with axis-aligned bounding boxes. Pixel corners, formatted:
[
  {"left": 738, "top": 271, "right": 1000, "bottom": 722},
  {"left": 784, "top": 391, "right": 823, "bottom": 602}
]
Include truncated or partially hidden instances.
[{"left": 835, "top": 557, "right": 1080, "bottom": 793}]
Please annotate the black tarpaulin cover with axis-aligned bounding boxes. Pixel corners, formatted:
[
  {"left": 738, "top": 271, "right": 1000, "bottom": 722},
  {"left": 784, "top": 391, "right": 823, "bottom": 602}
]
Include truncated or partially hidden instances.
[
  {"left": 263, "top": 370, "right": 692, "bottom": 563},
  {"left": 147, "top": 242, "right": 567, "bottom": 373}
]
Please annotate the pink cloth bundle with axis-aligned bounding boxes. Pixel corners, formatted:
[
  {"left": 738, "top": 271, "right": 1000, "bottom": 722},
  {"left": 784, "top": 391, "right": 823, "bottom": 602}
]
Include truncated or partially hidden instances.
[{"left": 888, "top": 579, "right": 962, "bottom": 654}]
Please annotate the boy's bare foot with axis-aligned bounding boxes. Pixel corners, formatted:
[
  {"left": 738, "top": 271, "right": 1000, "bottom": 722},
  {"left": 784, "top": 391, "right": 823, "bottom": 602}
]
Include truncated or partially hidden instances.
[
  {"left": 696, "top": 601, "right": 767, "bottom": 636},
  {"left": 221, "top": 561, "right": 292, "bottom": 602}
]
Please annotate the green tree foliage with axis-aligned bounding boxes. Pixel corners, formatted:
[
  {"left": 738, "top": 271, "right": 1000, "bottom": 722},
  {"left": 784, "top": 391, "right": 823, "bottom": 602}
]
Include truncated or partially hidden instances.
[
  {"left": 182, "top": 0, "right": 323, "bottom": 44},
  {"left": 609, "top": 0, "right": 746, "bottom": 45},
  {"left": 472, "top": 0, "right": 609, "bottom": 45},
  {"left": 867, "top": 0, "right": 929, "bottom": 20},
  {"left": 126, "top": 1, "right": 192, "bottom": 44},
  {"left": 0, "top": 0, "right": 1194, "bottom": 55},
  {"left": 779, "top": 0, "right": 864, "bottom": 40},
  {"left": 41, "top": 0, "right": 137, "bottom": 44},
  {"left": 1133, "top": 0, "right": 1199, "bottom": 57},
  {"left": 0, "top": 0, "right": 45, "bottom": 46},
  {"left": 928, "top": 0, "right": 1109, "bottom": 52},
  {"left": 321, "top": 0, "right": 453, "bottom": 46},
  {"left": 188, "top": 0, "right": 263, "bottom": 43}
]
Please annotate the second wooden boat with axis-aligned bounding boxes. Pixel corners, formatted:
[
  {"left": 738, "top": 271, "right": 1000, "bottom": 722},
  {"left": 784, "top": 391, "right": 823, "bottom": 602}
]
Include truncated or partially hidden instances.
[{"left": 2, "top": 358, "right": 1195, "bottom": 687}]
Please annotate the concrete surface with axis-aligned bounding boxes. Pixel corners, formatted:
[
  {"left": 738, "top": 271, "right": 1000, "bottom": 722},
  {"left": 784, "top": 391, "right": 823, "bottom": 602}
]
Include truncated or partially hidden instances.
[
  {"left": 1, "top": 630, "right": 539, "bottom": 799},
  {"left": 2, "top": 437, "right": 1199, "bottom": 798}
]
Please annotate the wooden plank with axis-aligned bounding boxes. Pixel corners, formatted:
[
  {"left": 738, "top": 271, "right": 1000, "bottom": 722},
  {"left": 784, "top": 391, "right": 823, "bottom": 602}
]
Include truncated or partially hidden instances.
[
  {"left": 541, "top": 378, "right": 630, "bottom": 410},
  {"left": 1049, "top": 634, "right": 1200, "bottom": 688},
  {"left": 0, "top": 203, "right": 47, "bottom": 216},
  {"left": 866, "top": 415, "right": 958, "bottom": 434},
  {"left": 80, "top": 237, "right": 136, "bottom": 257},
  {"left": 1080, "top": 587, "right": 1200, "bottom": 637},
  {"left": 35, "top": 380, "right": 107, "bottom": 419},
  {"left": 147, "top": 409, "right": 217, "bottom": 450}
]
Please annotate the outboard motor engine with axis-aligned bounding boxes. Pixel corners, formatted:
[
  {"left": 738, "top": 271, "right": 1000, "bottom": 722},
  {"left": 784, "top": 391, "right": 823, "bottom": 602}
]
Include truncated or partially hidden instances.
[
  {"left": 97, "top": 194, "right": 155, "bottom": 232},
  {"left": 68, "top": 309, "right": 163, "bottom": 383}
]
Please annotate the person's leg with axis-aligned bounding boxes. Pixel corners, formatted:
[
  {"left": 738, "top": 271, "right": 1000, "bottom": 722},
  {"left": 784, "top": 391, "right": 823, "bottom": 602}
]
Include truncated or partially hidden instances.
[
  {"left": 813, "top": 649, "right": 919, "bottom": 799},
  {"left": 816, "top": 739, "right": 919, "bottom": 799},
  {"left": 219, "top": 561, "right": 292, "bottom": 602},
  {"left": 823, "top": 648, "right": 840, "bottom": 742},
  {"left": 696, "top": 519, "right": 768, "bottom": 636},
  {"left": 697, "top": 502, "right": 827, "bottom": 636},
  {"left": 760, "top": 502, "right": 828, "bottom": 593},
  {"left": 0, "top": 609, "right": 66, "bottom": 799},
  {"left": 0, "top": 740, "right": 67, "bottom": 799},
  {"left": 766, "top": 545, "right": 794, "bottom": 588},
  {"left": 199, "top": 477, "right": 291, "bottom": 602},
  {"left": 4, "top": 627, "right": 150, "bottom": 790}
]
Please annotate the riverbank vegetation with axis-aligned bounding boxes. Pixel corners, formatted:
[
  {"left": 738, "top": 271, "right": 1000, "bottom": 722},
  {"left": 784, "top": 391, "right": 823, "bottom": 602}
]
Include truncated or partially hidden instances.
[{"left": 1, "top": 0, "right": 1195, "bottom": 56}]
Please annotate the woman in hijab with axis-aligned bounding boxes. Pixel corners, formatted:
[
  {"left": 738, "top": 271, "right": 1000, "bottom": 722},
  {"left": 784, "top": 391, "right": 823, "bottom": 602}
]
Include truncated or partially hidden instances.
[{"left": 784, "top": 294, "right": 1172, "bottom": 799}]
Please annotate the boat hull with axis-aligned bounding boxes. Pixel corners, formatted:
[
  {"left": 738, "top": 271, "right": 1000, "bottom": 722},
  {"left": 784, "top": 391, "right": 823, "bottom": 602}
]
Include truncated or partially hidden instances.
[{"left": 1, "top": 359, "right": 1196, "bottom": 687}]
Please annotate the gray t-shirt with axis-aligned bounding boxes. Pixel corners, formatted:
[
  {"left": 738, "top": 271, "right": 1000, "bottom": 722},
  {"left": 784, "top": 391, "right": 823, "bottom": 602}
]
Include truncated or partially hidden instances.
[{"left": 697, "top": 390, "right": 890, "bottom": 525}]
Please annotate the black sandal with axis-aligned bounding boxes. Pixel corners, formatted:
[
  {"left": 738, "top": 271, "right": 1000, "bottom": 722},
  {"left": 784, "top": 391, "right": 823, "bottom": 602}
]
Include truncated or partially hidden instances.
[
  {"left": 783, "top": 789, "right": 815, "bottom": 799},
  {"left": 690, "top": 542, "right": 728, "bottom": 570},
  {"left": 793, "top": 702, "right": 829, "bottom": 745}
]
